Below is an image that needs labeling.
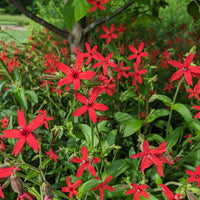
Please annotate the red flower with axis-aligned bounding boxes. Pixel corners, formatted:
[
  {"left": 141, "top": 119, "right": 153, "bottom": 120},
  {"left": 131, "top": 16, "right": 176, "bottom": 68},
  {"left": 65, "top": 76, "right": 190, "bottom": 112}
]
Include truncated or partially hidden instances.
[
  {"left": 125, "top": 183, "right": 149, "bottom": 200},
  {"left": 58, "top": 54, "right": 95, "bottom": 90},
  {"left": 114, "top": 61, "right": 130, "bottom": 79},
  {"left": 61, "top": 176, "right": 82, "bottom": 198},
  {"left": 0, "top": 116, "right": 9, "bottom": 129},
  {"left": 127, "top": 42, "right": 149, "bottom": 64},
  {"left": 46, "top": 149, "right": 58, "bottom": 162},
  {"left": 187, "top": 83, "right": 200, "bottom": 99},
  {"left": 91, "top": 175, "right": 115, "bottom": 200},
  {"left": 1, "top": 110, "right": 44, "bottom": 156},
  {"left": 130, "top": 140, "right": 168, "bottom": 177},
  {"left": 186, "top": 165, "right": 200, "bottom": 187},
  {"left": 0, "top": 185, "right": 4, "bottom": 199},
  {"left": 87, "top": 0, "right": 109, "bottom": 13},
  {"left": 193, "top": 105, "right": 200, "bottom": 119},
  {"left": 93, "top": 52, "right": 117, "bottom": 75},
  {"left": 128, "top": 63, "right": 147, "bottom": 86},
  {"left": 100, "top": 24, "right": 118, "bottom": 45},
  {"left": 98, "top": 79, "right": 117, "bottom": 96},
  {"left": 37, "top": 110, "right": 53, "bottom": 129},
  {"left": 82, "top": 42, "right": 98, "bottom": 65},
  {"left": 115, "top": 23, "right": 127, "bottom": 34},
  {"left": 159, "top": 184, "right": 182, "bottom": 200},
  {"left": 17, "top": 191, "right": 36, "bottom": 200},
  {"left": 73, "top": 88, "right": 108, "bottom": 123},
  {"left": 72, "top": 146, "right": 100, "bottom": 177},
  {"left": 0, "top": 166, "right": 16, "bottom": 178},
  {"left": 163, "top": 82, "right": 174, "bottom": 93},
  {"left": 168, "top": 53, "right": 200, "bottom": 86}
]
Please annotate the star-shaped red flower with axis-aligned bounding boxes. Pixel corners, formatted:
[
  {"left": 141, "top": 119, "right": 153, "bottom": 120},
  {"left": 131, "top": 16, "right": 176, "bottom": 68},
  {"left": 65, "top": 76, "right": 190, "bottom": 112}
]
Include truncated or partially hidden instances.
[
  {"left": 1, "top": 110, "right": 44, "bottom": 156},
  {"left": 61, "top": 176, "right": 82, "bottom": 198},
  {"left": 100, "top": 24, "right": 118, "bottom": 45},
  {"left": 93, "top": 52, "right": 117, "bottom": 75},
  {"left": 91, "top": 175, "right": 115, "bottom": 200},
  {"left": 58, "top": 54, "right": 95, "bottom": 90},
  {"left": 168, "top": 53, "right": 200, "bottom": 86},
  {"left": 127, "top": 42, "right": 149, "bottom": 64},
  {"left": 73, "top": 87, "right": 108, "bottom": 123},
  {"left": 72, "top": 146, "right": 100, "bottom": 177},
  {"left": 160, "top": 184, "right": 182, "bottom": 200},
  {"left": 130, "top": 140, "right": 168, "bottom": 177},
  {"left": 186, "top": 165, "right": 200, "bottom": 187},
  {"left": 125, "top": 183, "right": 149, "bottom": 200},
  {"left": 128, "top": 62, "right": 147, "bottom": 86},
  {"left": 87, "top": 0, "right": 109, "bottom": 13}
]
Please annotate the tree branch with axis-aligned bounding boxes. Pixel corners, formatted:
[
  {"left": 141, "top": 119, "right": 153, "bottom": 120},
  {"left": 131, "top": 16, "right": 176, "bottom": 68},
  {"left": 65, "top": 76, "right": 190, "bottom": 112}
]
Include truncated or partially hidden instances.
[
  {"left": 7, "top": 0, "right": 69, "bottom": 39},
  {"left": 83, "top": 1, "right": 133, "bottom": 35}
]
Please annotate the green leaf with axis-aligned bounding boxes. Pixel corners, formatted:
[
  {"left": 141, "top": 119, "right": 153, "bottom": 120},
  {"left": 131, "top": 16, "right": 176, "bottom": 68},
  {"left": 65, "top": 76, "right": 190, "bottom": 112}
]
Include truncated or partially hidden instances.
[
  {"left": 149, "top": 94, "right": 171, "bottom": 106},
  {"left": 0, "top": 79, "right": 7, "bottom": 93},
  {"left": 114, "top": 112, "right": 133, "bottom": 124},
  {"left": 78, "top": 124, "right": 98, "bottom": 148},
  {"left": 189, "top": 119, "right": 200, "bottom": 135},
  {"left": 146, "top": 134, "right": 165, "bottom": 144},
  {"left": 41, "top": 159, "right": 51, "bottom": 169},
  {"left": 147, "top": 109, "right": 170, "bottom": 123},
  {"left": 120, "top": 90, "right": 136, "bottom": 102},
  {"left": 63, "top": 0, "right": 91, "bottom": 30},
  {"left": 172, "top": 103, "right": 192, "bottom": 123},
  {"left": 187, "top": 1, "right": 200, "bottom": 19},
  {"left": 123, "top": 119, "right": 144, "bottom": 137},
  {"left": 166, "top": 126, "right": 184, "bottom": 149},
  {"left": 78, "top": 179, "right": 101, "bottom": 199},
  {"left": 14, "top": 87, "right": 28, "bottom": 111},
  {"left": 134, "top": 0, "right": 151, "bottom": 5},
  {"left": 25, "top": 170, "right": 39, "bottom": 181},
  {"left": 102, "top": 129, "right": 117, "bottom": 156},
  {"left": 25, "top": 90, "right": 38, "bottom": 105},
  {"left": 27, "top": 186, "right": 41, "bottom": 200},
  {"left": 106, "top": 159, "right": 130, "bottom": 179}
]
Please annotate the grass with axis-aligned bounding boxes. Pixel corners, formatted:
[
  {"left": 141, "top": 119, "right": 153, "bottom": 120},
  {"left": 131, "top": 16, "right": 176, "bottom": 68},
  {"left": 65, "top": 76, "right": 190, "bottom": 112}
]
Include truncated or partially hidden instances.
[
  {"left": 0, "top": 30, "right": 29, "bottom": 43},
  {"left": 0, "top": 13, "right": 31, "bottom": 25}
]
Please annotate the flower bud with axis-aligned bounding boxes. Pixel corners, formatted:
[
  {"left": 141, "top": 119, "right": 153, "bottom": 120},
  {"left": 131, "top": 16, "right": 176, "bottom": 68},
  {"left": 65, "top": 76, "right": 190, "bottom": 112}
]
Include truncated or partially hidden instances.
[
  {"left": 10, "top": 174, "right": 23, "bottom": 194},
  {"left": 2, "top": 180, "right": 10, "bottom": 189},
  {"left": 42, "top": 181, "right": 52, "bottom": 197},
  {"left": 187, "top": 192, "right": 198, "bottom": 200}
]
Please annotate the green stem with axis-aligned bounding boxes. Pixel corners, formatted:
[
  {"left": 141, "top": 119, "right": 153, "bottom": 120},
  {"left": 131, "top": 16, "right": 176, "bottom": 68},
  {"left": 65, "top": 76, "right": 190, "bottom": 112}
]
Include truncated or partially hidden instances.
[
  {"left": 39, "top": 143, "right": 44, "bottom": 200},
  {"left": 90, "top": 119, "right": 94, "bottom": 150},
  {"left": 166, "top": 77, "right": 184, "bottom": 135}
]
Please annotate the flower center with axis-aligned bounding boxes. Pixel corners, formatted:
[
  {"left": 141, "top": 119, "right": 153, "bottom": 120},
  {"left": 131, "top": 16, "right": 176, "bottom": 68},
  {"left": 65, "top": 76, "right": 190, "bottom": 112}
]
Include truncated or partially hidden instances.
[
  {"left": 22, "top": 128, "right": 29, "bottom": 136},
  {"left": 73, "top": 72, "right": 79, "bottom": 79},
  {"left": 136, "top": 189, "right": 141, "bottom": 193},
  {"left": 195, "top": 174, "right": 199, "bottom": 178}
]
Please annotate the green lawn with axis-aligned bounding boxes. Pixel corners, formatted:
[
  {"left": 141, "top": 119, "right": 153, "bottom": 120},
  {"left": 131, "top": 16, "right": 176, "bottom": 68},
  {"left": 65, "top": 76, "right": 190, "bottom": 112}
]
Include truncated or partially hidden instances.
[
  {"left": 0, "top": 13, "right": 30, "bottom": 25},
  {"left": 0, "top": 12, "right": 31, "bottom": 43},
  {"left": 0, "top": 30, "right": 29, "bottom": 43}
]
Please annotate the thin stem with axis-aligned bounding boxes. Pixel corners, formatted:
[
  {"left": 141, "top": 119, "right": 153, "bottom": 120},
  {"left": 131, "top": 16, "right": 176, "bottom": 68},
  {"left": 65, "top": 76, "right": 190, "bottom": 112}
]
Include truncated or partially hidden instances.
[
  {"left": 166, "top": 77, "right": 184, "bottom": 135},
  {"left": 90, "top": 119, "right": 94, "bottom": 150},
  {"left": 39, "top": 143, "right": 44, "bottom": 200}
]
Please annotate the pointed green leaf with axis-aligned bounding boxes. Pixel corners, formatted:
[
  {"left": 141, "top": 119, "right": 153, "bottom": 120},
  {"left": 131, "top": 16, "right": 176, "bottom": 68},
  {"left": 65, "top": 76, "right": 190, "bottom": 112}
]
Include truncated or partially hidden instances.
[
  {"left": 63, "top": 0, "right": 91, "bottom": 30},
  {"left": 147, "top": 109, "right": 170, "bottom": 123},
  {"left": 106, "top": 159, "right": 130, "bottom": 179},
  {"left": 114, "top": 112, "right": 133, "bottom": 124},
  {"left": 25, "top": 90, "right": 38, "bottom": 105},
  {"left": 120, "top": 90, "right": 136, "bottom": 102},
  {"left": 14, "top": 87, "right": 28, "bottom": 111},
  {"left": 78, "top": 179, "right": 101, "bottom": 199},
  {"left": 149, "top": 94, "right": 171, "bottom": 106},
  {"left": 172, "top": 103, "right": 192, "bottom": 123},
  {"left": 166, "top": 126, "right": 185, "bottom": 149},
  {"left": 78, "top": 124, "right": 98, "bottom": 147},
  {"left": 123, "top": 119, "right": 144, "bottom": 137}
]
